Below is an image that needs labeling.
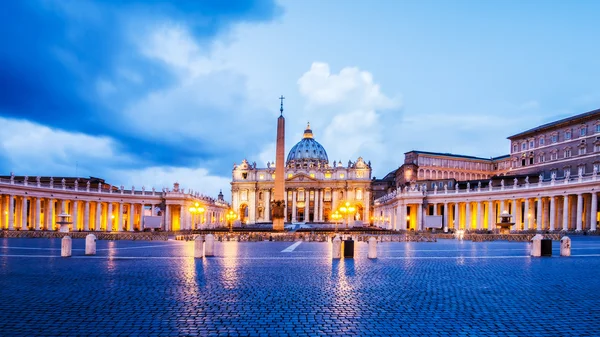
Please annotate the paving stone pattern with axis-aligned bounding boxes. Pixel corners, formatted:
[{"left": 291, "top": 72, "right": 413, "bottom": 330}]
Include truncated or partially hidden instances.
[{"left": 1, "top": 237, "right": 600, "bottom": 336}]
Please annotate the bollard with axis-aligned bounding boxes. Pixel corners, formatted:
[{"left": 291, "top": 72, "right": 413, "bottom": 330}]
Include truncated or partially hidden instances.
[
  {"left": 332, "top": 236, "right": 341, "bottom": 259},
  {"left": 530, "top": 234, "right": 543, "bottom": 257},
  {"left": 205, "top": 234, "right": 215, "bottom": 257},
  {"left": 560, "top": 236, "right": 571, "bottom": 257},
  {"left": 194, "top": 235, "right": 204, "bottom": 258},
  {"left": 85, "top": 234, "right": 97, "bottom": 255},
  {"left": 61, "top": 236, "right": 72, "bottom": 257},
  {"left": 368, "top": 237, "right": 377, "bottom": 259}
]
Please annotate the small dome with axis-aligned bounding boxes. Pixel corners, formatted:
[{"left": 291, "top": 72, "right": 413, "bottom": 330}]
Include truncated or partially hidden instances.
[{"left": 286, "top": 123, "right": 329, "bottom": 168}]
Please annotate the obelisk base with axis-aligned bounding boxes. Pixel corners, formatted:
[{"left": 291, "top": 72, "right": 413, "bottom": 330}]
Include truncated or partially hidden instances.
[{"left": 271, "top": 200, "right": 285, "bottom": 231}]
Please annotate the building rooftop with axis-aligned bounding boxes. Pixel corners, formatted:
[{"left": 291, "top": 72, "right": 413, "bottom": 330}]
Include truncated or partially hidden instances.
[
  {"left": 405, "top": 150, "right": 497, "bottom": 162},
  {"left": 508, "top": 108, "right": 600, "bottom": 140}
]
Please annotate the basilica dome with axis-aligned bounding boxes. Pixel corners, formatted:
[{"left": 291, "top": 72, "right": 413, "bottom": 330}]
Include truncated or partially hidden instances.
[{"left": 286, "top": 123, "right": 329, "bottom": 169}]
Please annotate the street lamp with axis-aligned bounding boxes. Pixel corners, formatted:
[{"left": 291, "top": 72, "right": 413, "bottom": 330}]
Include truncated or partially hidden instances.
[
  {"left": 226, "top": 210, "right": 237, "bottom": 233},
  {"left": 189, "top": 202, "right": 206, "bottom": 230},
  {"left": 339, "top": 201, "right": 356, "bottom": 230},
  {"left": 331, "top": 210, "right": 342, "bottom": 232}
]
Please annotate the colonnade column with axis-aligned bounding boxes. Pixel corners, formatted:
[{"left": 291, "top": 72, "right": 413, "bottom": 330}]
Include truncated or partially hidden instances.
[
  {"left": 476, "top": 202, "right": 482, "bottom": 230},
  {"left": 549, "top": 196, "right": 556, "bottom": 231},
  {"left": 107, "top": 202, "right": 113, "bottom": 231},
  {"left": 95, "top": 202, "right": 102, "bottom": 231},
  {"left": 591, "top": 192, "right": 598, "bottom": 231},
  {"left": 164, "top": 205, "right": 170, "bottom": 231},
  {"left": 576, "top": 194, "right": 583, "bottom": 231},
  {"left": 117, "top": 203, "right": 123, "bottom": 232},
  {"left": 416, "top": 203, "right": 422, "bottom": 231},
  {"left": 454, "top": 203, "right": 459, "bottom": 230},
  {"left": 536, "top": 197, "right": 543, "bottom": 231},
  {"left": 35, "top": 198, "right": 41, "bottom": 230},
  {"left": 129, "top": 204, "right": 135, "bottom": 232},
  {"left": 465, "top": 202, "right": 471, "bottom": 230},
  {"left": 443, "top": 203, "right": 449, "bottom": 232},
  {"left": 319, "top": 190, "right": 324, "bottom": 222},
  {"left": 524, "top": 198, "right": 530, "bottom": 230},
  {"left": 21, "top": 197, "right": 28, "bottom": 230},
  {"left": 84, "top": 201, "right": 90, "bottom": 231},
  {"left": 562, "top": 196, "right": 569, "bottom": 230},
  {"left": 72, "top": 201, "right": 79, "bottom": 231},
  {"left": 291, "top": 190, "right": 297, "bottom": 223},
  {"left": 511, "top": 199, "right": 518, "bottom": 231},
  {"left": 8, "top": 195, "right": 14, "bottom": 230}
]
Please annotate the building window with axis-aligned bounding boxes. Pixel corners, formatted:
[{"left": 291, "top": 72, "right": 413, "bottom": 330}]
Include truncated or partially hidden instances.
[
  {"left": 596, "top": 124, "right": 600, "bottom": 133},
  {"left": 539, "top": 155, "right": 545, "bottom": 163},
  {"left": 259, "top": 174, "right": 264, "bottom": 180},
  {"left": 529, "top": 140, "right": 534, "bottom": 148},
  {"left": 595, "top": 144, "right": 600, "bottom": 152},
  {"left": 339, "top": 173, "right": 345, "bottom": 179},
  {"left": 579, "top": 147, "right": 587, "bottom": 155},
  {"left": 271, "top": 174, "right": 275, "bottom": 179},
  {"left": 552, "top": 135, "right": 558, "bottom": 143},
  {"left": 550, "top": 152, "right": 557, "bottom": 160},
  {"left": 356, "top": 189, "right": 363, "bottom": 200},
  {"left": 324, "top": 172, "right": 331, "bottom": 179},
  {"left": 550, "top": 169, "right": 558, "bottom": 178},
  {"left": 309, "top": 173, "right": 315, "bottom": 178},
  {"left": 564, "top": 167, "right": 571, "bottom": 177},
  {"left": 242, "top": 173, "right": 248, "bottom": 179},
  {"left": 539, "top": 137, "right": 545, "bottom": 146},
  {"left": 581, "top": 127, "right": 587, "bottom": 136},
  {"left": 521, "top": 143, "right": 527, "bottom": 151},
  {"left": 448, "top": 181, "right": 453, "bottom": 188},
  {"left": 438, "top": 182, "right": 443, "bottom": 188},
  {"left": 564, "top": 149, "right": 571, "bottom": 158},
  {"left": 594, "top": 163, "right": 600, "bottom": 173},
  {"left": 578, "top": 166, "right": 585, "bottom": 175},
  {"left": 287, "top": 173, "right": 293, "bottom": 179},
  {"left": 565, "top": 130, "right": 572, "bottom": 140}
]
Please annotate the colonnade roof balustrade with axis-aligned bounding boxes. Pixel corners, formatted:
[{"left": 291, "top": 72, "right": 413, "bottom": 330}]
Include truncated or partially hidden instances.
[{"left": 375, "top": 170, "right": 599, "bottom": 206}]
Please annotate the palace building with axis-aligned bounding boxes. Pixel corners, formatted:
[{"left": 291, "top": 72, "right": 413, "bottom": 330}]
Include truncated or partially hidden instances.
[
  {"left": 231, "top": 123, "right": 372, "bottom": 225},
  {"left": 374, "top": 108, "right": 600, "bottom": 232},
  {"left": 0, "top": 176, "right": 229, "bottom": 232}
]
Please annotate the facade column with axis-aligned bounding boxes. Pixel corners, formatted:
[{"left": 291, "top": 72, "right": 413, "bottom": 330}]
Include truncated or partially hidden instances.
[
  {"left": 454, "top": 203, "right": 459, "bottom": 230},
  {"left": 562, "top": 196, "right": 569, "bottom": 230},
  {"left": 549, "top": 196, "right": 556, "bottom": 231},
  {"left": 291, "top": 190, "right": 297, "bottom": 223},
  {"left": 576, "top": 193, "right": 583, "bottom": 231},
  {"left": 443, "top": 203, "right": 449, "bottom": 232},
  {"left": 129, "top": 204, "right": 135, "bottom": 232},
  {"left": 35, "top": 198, "right": 41, "bottom": 230},
  {"left": 591, "top": 192, "right": 598, "bottom": 231},
  {"left": 465, "top": 202, "right": 471, "bottom": 230},
  {"left": 536, "top": 197, "right": 543, "bottom": 231},
  {"left": 0, "top": 196, "right": 4, "bottom": 229},
  {"left": 118, "top": 203, "right": 123, "bottom": 232},
  {"left": 524, "top": 198, "right": 530, "bottom": 230},
  {"left": 95, "top": 202, "right": 102, "bottom": 231},
  {"left": 49, "top": 199, "right": 55, "bottom": 230},
  {"left": 542, "top": 197, "right": 550, "bottom": 230},
  {"left": 312, "top": 189, "right": 318, "bottom": 223},
  {"left": 319, "top": 189, "right": 324, "bottom": 222},
  {"left": 8, "top": 195, "right": 14, "bottom": 230},
  {"left": 249, "top": 189, "right": 256, "bottom": 224},
  {"left": 265, "top": 190, "right": 271, "bottom": 222},
  {"left": 84, "top": 201, "right": 90, "bottom": 231},
  {"left": 432, "top": 203, "right": 437, "bottom": 216},
  {"left": 476, "top": 202, "right": 482, "bottom": 230},
  {"left": 364, "top": 190, "right": 370, "bottom": 224},
  {"left": 151, "top": 204, "right": 156, "bottom": 216},
  {"left": 72, "top": 200, "right": 79, "bottom": 231},
  {"left": 21, "top": 197, "right": 28, "bottom": 230},
  {"left": 107, "top": 202, "right": 113, "bottom": 231}
]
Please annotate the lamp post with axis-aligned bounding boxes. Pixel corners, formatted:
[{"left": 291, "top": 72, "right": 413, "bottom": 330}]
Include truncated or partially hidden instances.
[
  {"left": 331, "top": 211, "right": 341, "bottom": 232},
  {"left": 339, "top": 201, "right": 356, "bottom": 230},
  {"left": 226, "top": 210, "right": 237, "bottom": 233},
  {"left": 189, "top": 202, "right": 206, "bottom": 230}
]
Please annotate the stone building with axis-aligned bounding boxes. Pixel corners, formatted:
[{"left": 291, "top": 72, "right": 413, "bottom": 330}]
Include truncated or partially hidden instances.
[
  {"left": 231, "top": 124, "right": 372, "bottom": 225},
  {"left": 374, "top": 109, "right": 600, "bottom": 232},
  {"left": 0, "top": 175, "right": 229, "bottom": 232}
]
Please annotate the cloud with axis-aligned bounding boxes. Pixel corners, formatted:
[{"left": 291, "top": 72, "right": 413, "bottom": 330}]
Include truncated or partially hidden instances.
[{"left": 296, "top": 62, "right": 401, "bottom": 175}]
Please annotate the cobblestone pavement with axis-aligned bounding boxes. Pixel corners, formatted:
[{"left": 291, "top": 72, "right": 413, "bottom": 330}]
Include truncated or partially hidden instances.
[{"left": 1, "top": 237, "right": 600, "bottom": 336}]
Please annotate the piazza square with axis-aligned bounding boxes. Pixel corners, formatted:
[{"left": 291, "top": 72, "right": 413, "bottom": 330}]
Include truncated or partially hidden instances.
[{"left": 2, "top": 1, "right": 600, "bottom": 336}]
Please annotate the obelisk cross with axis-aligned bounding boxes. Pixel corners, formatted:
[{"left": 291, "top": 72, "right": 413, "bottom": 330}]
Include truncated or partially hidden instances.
[{"left": 279, "top": 95, "right": 285, "bottom": 115}]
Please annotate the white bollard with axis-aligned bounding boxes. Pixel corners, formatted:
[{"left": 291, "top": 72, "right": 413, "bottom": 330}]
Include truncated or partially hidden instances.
[
  {"left": 530, "top": 234, "right": 543, "bottom": 257},
  {"left": 205, "top": 234, "right": 215, "bottom": 257},
  {"left": 560, "top": 236, "right": 571, "bottom": 257},
  {"left": 332, "top": 236, "right": 342, "bottom": 259},
  {"left": 368, "top": 237, "right": 377, "bottom": 259},
  {"left": 85, "top": 234, "right": 97, "bottom": 255},
  {"left": 61, "top": 236, "right": 72, "bottom": 257},
  {"left": 194, "top": 235, "right": 204, "bottom": 258}
]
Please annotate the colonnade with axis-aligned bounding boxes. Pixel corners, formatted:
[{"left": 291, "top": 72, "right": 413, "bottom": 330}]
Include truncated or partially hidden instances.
[{"left": 375, "top": 184, "right": 599, "bottom": 232}]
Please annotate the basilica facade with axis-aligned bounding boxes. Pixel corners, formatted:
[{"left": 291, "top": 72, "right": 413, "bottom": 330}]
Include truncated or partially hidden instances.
[{"left": 231, "top": 124, "right": 372, "bottom": 225}]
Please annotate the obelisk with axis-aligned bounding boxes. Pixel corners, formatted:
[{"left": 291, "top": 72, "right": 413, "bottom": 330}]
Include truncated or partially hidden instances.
[{"left": 272, "top": 95, "right": 286, "bottom": 231}]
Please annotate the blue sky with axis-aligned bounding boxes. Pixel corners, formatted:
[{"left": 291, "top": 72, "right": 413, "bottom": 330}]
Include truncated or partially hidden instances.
[{"left": 1, "top": 0, "right": 599, "bottom": 200}]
